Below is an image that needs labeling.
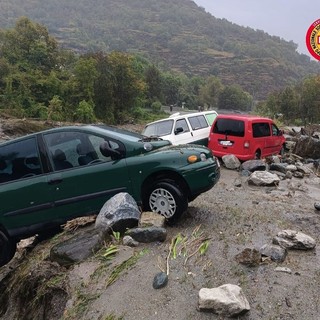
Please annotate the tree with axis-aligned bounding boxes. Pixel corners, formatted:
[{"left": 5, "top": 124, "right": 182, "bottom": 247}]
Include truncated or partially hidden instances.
[
  {"left": 218, "top": 85, "right": 252, "bottom": 111},
  {"left": 145, "top": 65, "right": 163, "bottom": 105},
  {"left": 199, "top": 76, "right": 223, "bottom": 110},
  {"left": 0, "top": 17, "right": 59, "bottom": 73},
  {"left": 300, "top": 76, "right": 320, "bottom": 125}
]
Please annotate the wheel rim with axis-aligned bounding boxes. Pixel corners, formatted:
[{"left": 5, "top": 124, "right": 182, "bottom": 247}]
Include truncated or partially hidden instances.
[{"left": 149, "top": 187, "right": 176, "bottom": 219}]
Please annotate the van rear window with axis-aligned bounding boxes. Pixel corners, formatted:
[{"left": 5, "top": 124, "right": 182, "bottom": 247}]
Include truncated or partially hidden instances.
[{"left": 213, "top": 119, "right": 245, "bottom": 137}]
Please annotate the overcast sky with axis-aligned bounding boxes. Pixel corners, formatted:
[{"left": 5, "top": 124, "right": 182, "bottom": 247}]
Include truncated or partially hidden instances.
[{"left": 193, "top": 0, "right": 318, "bottom": 57}]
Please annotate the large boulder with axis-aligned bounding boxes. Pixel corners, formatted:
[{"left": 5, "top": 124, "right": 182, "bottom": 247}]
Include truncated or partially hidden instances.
[
  {"left": 50, "top": 227, "right": 108, "bottom": 266},
  {"left": 221, "top": 154, "right": 241, "bottom": 170},
  {"left": 248, "top": 171, "right": 280, "bottom": 186},
  {"left": 293, "top": 136, "right": 320, "bottom": 159},
  {"left": 95, "top": 192, "right": 141, "bottom": 233}
]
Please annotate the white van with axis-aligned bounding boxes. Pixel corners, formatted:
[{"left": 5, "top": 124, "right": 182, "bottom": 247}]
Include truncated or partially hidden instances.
[{"left": 142, "top": 110, "right": 218, "bottom": 145}]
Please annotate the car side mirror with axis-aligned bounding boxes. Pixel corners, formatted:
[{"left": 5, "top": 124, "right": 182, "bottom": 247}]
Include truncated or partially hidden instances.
[
  {"left": 174, "top": 127, "right": 184, "bottom": 135},
  {"left": 100, "top": 141, "right": 122, "bottom": 160}
]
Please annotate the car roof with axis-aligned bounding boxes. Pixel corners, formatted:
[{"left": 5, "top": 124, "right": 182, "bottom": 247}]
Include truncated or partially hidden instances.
[
  {"left": 215, "top": 114, "right": 273, "bottom": 121},
  {"left": 0, "top": 124, "right": 144, "bottom": 146},
  {"left": 146, "top": 110, "right": 218, "bottom": 125}
]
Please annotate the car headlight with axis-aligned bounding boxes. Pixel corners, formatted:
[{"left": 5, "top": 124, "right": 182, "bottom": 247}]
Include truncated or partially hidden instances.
[
  {"left": 200, "top": 153, "right": 207, "bottom": 162},
  {"left": 187, "top": 153, "right": 207, "bottom": 163},
  {"left": 143, "top": 143, "right": 153, "bottom": 151}
]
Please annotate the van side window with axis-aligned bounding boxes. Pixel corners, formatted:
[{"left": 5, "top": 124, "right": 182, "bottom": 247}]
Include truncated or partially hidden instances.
[
  {"left": 0, "top": 137, "right": 42, "bottom": 183},
  {"left": 271, "top": 124, "right": 279, "bottom": 136},
  {"left": 188, "top": 115, "right": 208, "bottom": 130},
  {"left": 175, "top": 119, "right": 189, "bottom": 134},
  {"left": 253, "top": 123, "right": 271, "bottom": 137}
]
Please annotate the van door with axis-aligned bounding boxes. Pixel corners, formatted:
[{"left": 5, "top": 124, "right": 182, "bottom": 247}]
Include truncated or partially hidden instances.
[
  {"left": 187, "top": 114, "right": 210, "bottom": 145},
  {"left": 270, "top": 123, "right": 284, "bottom": 154},
  {"left": 171, "top": 118, "right": 193, "bottom": 144},
  {"left": 252, "top": 122, "right": 273, "bottom": 157}
]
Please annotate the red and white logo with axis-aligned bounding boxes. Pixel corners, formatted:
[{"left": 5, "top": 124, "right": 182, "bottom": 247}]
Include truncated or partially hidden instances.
[{"left": 306, "top": 19, "right": 320, "bottom": 60}]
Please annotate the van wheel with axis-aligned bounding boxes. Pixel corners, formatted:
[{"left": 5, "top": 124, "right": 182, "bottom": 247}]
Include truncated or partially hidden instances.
[
  {"left": 144, "top": 180, "right": 188, "bottom": 223},
  {"left": 254, "top": 150, "right": 261, "bottom": 160},
  {"left": 0, "top": 231, "right": 16, "bottom": 267}
]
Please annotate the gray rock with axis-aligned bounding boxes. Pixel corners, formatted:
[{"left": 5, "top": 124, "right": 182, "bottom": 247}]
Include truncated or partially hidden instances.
[
  {"left": 126, "top": 226, "right": 167, "bottom": 243},
  {"left": 235, "top": 248, "right": 261, "bottom": 267},
  {"left": 260, "top": 244, "right": 287, "bottom": 262},
  {"left": 275, "top": 267, "right": 292, "bottom": 274},
  {"left": 153, "top": 272, "right": 168, "bottom": 289},
  {"left": 95, "top": 192, "right": 141, "bottom": 233},
  {"left": 199, "top": 284, "right": 250, "bottom": 317},
  {"left": 269, "top": 163, "right": 287, "bottom": 174},
  {"left": 122, "top": 235, "right": 139, "bottom": 247},
  {"left": 293, "top": 136, "right": 320, "bottom": 159},
  {"left": 293, "top": 171, "right": 304, "bottom": 179},
  {"left": 50, "top": 227, "right": 108, "bottom": 266},
  {"left": 273, "top": 230, "right": 316, "bottom": 250},
  {"left": 221, "top": 154, "right": 241, "bottom": 169},
  {"left": 140, "top": 211, "right": 166, "bottom": 228},
  {"left": 248, "top": 171, "right": 280, "bottom": 186},
  {"left": 241, "top": 159, "right": 266, "bottom": 172}
]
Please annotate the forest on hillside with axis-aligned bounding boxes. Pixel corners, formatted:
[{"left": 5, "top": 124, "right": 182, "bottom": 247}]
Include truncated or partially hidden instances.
[
  {"left": 0, "top": 17, "right": 319, "bottom": 127},
  {"left": 0, "top": 0, "right": 319, "bottom": 100}
]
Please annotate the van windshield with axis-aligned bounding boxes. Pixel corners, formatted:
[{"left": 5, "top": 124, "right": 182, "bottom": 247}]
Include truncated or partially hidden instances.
[
  {"left": 143, "top": 120, "right": 174, "bottom": 137},
  {"left": 213, "top": 119, "right": 245, "bottom": 137}
]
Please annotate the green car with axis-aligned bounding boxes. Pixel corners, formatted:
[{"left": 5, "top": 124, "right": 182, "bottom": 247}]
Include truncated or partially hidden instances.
[{"left": 0, "top": 125, "right": 220, "bottom": 266}]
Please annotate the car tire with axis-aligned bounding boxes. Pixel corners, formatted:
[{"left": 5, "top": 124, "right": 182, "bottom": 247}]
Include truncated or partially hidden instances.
[
  {"left": 254, "top": 149, "right": 261, "bottom": 160},
  {"left": 0, "top": 230, "right": 16, "bottom": 267},
  {"left": 144, "top": 180, "right": 188, "bottom": 223}
]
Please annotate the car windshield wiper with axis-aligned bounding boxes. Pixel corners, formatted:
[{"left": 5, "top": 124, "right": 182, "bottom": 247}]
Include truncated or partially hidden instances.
[{"left": 140, "top": 135, "right": 163, "bottom": 142}]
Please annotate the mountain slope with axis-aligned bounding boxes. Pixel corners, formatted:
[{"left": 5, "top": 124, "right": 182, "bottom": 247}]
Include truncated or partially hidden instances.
[{"left": 0, "top": 0, "right": 319, "bottom": 99}]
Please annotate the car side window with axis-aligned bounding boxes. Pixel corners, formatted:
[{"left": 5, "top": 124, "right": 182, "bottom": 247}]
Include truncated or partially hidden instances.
[
  {"left": 88, "top": 135, "right": 124, "bottom": 161},
  {"left": 271, "top": 124, "right": 280, "bottom": 136},
  {"left": 0, "top": 137, "right": 42, "bottom": 183},
  {"left": 253, "top": 123, "right": 271, "bottom": 137},
  {"left": 44, "top": 131, "right": 124, "bottom": 170},
  {"left": 188, "top": 115, "right": 208, "bottom": 130},
  {"left": 175, "top": 119, "right": 189, "bottom": 134}
]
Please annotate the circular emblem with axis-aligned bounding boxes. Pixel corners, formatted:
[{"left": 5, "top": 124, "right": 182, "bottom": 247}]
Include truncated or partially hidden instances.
[{"left": 306, "top": 19, "right": 320, "bottom": 60}]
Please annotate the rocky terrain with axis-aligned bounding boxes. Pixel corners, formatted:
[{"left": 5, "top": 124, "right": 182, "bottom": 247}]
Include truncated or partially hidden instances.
[{"left": 0, "top": 119, "right": 320, "bottom": 320}]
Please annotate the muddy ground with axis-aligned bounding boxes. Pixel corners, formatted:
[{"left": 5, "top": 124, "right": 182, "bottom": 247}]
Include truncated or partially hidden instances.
[
  {"left": 1, "top": 165, "right": 320, "bottom": 320},
  {"left": 0, "top": 119, "right": 320, "bottom": 319}
]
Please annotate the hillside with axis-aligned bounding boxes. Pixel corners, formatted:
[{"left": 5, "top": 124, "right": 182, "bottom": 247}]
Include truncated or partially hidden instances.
[{"left": 0, "top": 0, "right": 319, "bottom": 99}]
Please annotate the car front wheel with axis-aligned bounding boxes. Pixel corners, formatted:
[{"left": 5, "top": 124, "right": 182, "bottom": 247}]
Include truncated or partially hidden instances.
[
  {"left": 144, "top": 181, "right": 188, "bottom": 222},
  {"left": 0, "top": 231, "right": 16, "bottom": 267}
]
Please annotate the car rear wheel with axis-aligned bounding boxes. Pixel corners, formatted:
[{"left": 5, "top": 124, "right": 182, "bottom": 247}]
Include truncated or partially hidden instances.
[
  {"left": 0, "top": 231, "right": 16, "bottom": 267},
  {"left": 144, "top": 181, "right": 188, "bottom": 223},
  {"left": 254, "top": 149, "right": 261, "bottom": 160}
]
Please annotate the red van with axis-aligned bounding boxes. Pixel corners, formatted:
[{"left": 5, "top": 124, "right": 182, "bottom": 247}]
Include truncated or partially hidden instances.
[{"left": 208, "top": 114, "right": 286, "bottom": 161}]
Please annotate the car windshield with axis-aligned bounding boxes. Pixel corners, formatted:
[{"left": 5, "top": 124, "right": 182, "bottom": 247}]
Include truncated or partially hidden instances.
[{"left": 143, "top": 120, "right": 173, "bottom": 137}]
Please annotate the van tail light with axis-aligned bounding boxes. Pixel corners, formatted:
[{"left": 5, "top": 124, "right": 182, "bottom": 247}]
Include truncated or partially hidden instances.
[{"left": 244, "top": 141, "right": 250, "bottom": 148}]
